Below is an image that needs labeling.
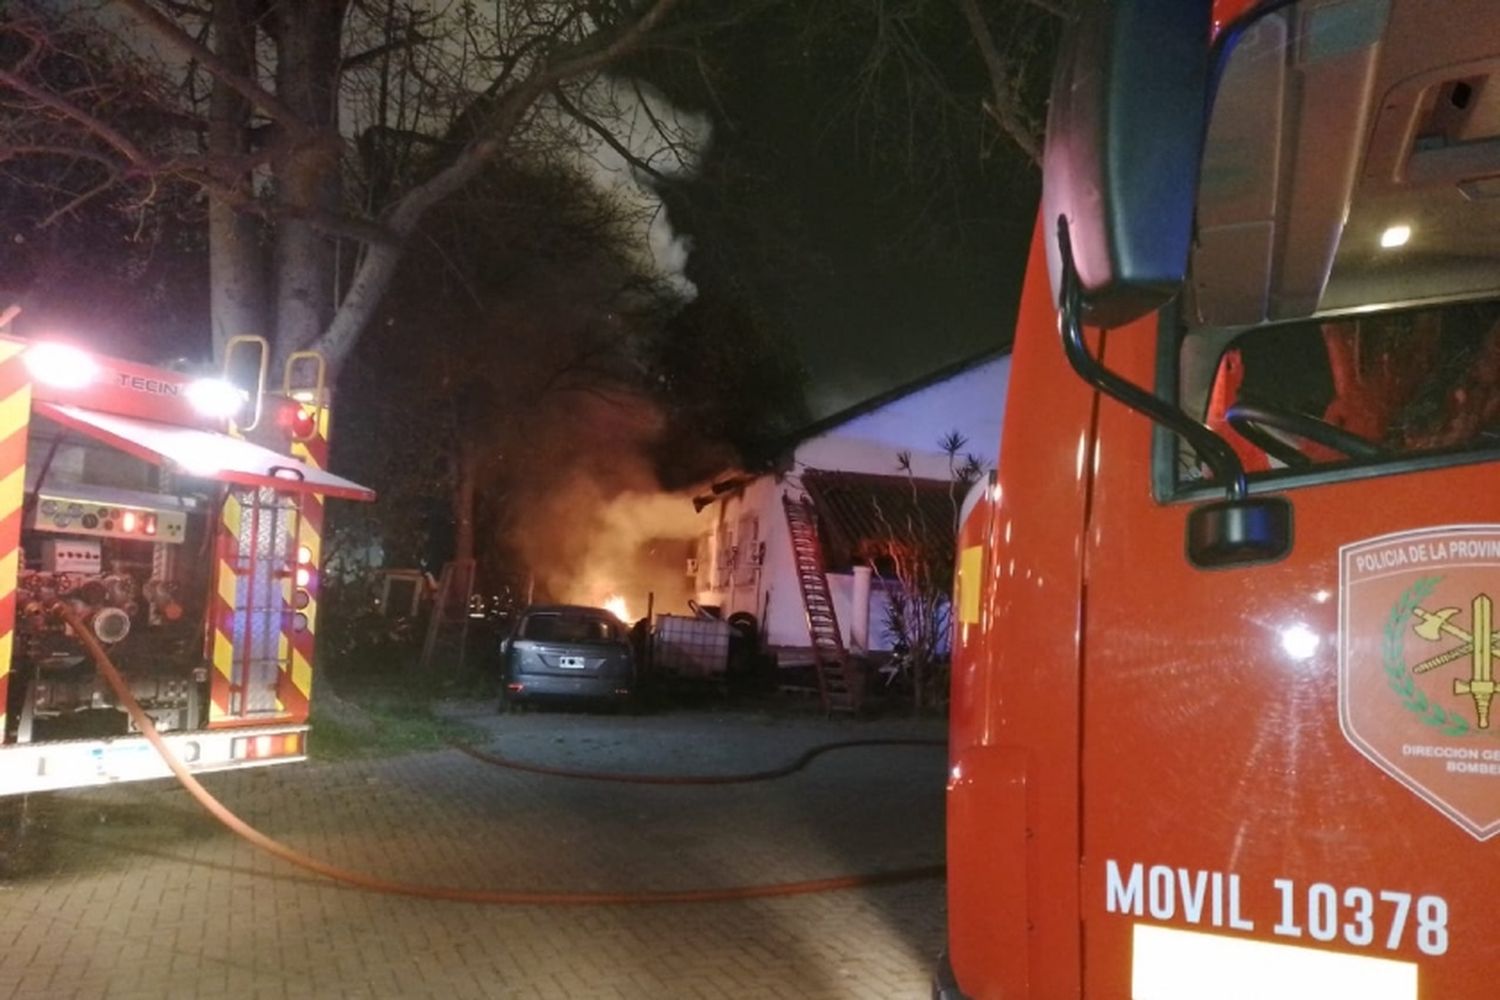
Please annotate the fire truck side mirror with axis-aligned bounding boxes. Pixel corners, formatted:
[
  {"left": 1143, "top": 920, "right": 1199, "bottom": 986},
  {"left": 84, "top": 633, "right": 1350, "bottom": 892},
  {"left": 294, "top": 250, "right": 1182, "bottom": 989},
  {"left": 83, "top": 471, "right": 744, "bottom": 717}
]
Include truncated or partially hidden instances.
[
  {"left": 1041, "top": 0, "right": 1213, "bottom": 328},
  {"left": 1186, "top": 496, "right": 1293, "bottom": 569},
  {"left": 1057, "top": 216, "right": 1293, "bottom": 571}
]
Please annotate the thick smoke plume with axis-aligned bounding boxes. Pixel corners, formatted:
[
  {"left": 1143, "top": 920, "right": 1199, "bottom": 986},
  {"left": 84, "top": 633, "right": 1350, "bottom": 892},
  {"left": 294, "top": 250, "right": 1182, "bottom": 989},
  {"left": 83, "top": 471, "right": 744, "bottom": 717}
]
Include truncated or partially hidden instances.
[
  {"left": 558, "top": 76, "right": 710, "bottom": 302},
  {"left": 502, "top": 81, "right": 714, "bottom": 617},
  {"left": 526, "top": 483, "right": 702, "bottom": 623},
  {"left": 501, "top": 388, "right": 705, "bottom": 623}
]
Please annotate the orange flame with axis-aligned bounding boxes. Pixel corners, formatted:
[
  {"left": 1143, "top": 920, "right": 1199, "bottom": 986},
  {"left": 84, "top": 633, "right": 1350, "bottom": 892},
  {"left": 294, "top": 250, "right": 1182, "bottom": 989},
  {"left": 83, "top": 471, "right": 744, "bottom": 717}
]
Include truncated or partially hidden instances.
[{"left": 603, "top": 595, "right": 630, "bottom": 622}]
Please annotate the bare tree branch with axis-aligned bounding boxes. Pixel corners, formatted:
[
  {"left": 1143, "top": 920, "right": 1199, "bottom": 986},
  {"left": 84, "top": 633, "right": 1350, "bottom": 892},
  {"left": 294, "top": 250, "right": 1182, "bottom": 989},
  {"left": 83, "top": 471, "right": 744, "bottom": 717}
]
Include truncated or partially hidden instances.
[
  {"left": 341, "top": 18, "right": 435, "bottom": 75},
  {"left": 0, "top": 144, "right": 125, "bottom": 169},
  {"left": 954, "top": 0, "right": 1042, "bottom": 166},
  {"left": 38, "top": 171, "right": 118, "bottom": 227},
  {"left": 309, "top": 0, "right": 684, "bottom": 367},
  {"left": 197, "top": 180, "right": 400, "bottom": 247},
  {"left": 115, "top": 0, "right": 317, "bottom": 140},
  {"left": 1021, "top": 0, "right": 1075, "bottom": 20},
  {"left": 552, "top": 85, "right": 669, "bottom": 184},
  {"left": 0, "top": 65, "right": 153, "bottom": 167}
]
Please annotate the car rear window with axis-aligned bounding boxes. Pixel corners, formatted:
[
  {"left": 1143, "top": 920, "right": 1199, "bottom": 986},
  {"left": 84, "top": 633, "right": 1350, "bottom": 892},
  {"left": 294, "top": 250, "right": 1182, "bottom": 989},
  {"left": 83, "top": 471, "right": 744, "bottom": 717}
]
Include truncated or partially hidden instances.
[{"left": 520, "top": 613, "right": 620, "bottom": 644}]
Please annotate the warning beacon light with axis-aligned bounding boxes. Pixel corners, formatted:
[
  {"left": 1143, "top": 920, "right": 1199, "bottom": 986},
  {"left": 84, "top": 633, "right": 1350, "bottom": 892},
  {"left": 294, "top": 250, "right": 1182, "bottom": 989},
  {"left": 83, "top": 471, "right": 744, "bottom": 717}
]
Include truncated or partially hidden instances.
[
  {"left": 291, "top": 404, "right": 317, "bottom": 441},
  {"left": 185, "top": 376, "right": 248, "bottom": 419},
  {"left": 24, "top": 343, "right": 99, "bottom": 389}
]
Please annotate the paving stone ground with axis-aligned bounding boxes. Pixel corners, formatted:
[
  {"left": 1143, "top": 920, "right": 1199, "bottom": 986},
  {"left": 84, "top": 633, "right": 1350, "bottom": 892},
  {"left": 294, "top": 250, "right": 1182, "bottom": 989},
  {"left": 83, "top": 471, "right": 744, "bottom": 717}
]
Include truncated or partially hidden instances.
[{"left": 0, "top": 701, "right": 947, "bottom": 999}]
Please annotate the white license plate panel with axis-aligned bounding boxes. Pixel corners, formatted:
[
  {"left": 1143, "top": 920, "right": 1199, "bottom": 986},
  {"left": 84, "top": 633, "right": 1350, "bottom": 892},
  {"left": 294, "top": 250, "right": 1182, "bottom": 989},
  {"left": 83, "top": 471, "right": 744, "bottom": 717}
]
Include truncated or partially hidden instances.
[
  {"left": 1131, "top": 924, "right": 1417, "bottom": 1000},
  {"left": 558, "top": 655, "right": 586, "bottom": 669}
]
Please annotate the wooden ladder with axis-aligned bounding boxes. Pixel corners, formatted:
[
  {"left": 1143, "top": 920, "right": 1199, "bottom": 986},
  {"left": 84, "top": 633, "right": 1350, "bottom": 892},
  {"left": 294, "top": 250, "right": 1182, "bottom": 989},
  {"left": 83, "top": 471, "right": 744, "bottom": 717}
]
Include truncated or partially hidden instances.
[{"left": 782, "top": 495, "right": 861, "bottom": 713}]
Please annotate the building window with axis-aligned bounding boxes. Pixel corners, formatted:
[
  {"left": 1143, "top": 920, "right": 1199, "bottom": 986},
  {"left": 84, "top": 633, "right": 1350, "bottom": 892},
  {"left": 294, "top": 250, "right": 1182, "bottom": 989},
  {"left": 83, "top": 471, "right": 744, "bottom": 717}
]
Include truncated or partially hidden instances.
[
  {"left": 734, "top": 515, "right": 760, "bottom": 585},
  {"left": 714, "top": 524, "right": 735, "bottom": 589}
]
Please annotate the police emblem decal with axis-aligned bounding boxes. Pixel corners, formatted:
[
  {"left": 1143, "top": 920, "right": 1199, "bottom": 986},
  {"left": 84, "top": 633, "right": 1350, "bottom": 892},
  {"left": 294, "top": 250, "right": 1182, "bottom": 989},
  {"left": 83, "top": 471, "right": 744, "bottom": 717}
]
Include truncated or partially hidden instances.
[{"left": 1341, "top": 526, "right": 1500, "bottom": 841}]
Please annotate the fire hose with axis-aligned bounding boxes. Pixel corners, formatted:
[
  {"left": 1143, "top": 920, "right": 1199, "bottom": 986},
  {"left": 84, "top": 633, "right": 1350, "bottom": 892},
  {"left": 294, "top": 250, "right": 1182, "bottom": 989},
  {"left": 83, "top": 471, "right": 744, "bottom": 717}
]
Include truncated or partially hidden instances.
[
  {"left": 56, "top": 602, "right": 946, "bottom": 905},
  {"left": 455, "top": 738, "right": 946, "bottom": 785}
]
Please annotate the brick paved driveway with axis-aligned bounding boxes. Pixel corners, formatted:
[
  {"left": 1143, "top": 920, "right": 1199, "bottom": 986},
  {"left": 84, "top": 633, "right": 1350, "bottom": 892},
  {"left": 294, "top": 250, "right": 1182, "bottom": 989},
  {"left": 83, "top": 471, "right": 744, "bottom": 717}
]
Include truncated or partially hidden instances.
[{"left": 0, "top": 702, "right": 947, "bottom": 999}]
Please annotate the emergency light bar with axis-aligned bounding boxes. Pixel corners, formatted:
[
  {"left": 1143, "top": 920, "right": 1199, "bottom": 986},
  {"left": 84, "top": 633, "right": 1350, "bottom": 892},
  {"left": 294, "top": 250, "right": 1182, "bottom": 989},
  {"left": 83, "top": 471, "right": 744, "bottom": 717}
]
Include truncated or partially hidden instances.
[
  {"left": 184, "top": 377, "right": 247, "bottom": 419},
  {"left": 24, "top": 343, "right": 98, "bottom": 389}
]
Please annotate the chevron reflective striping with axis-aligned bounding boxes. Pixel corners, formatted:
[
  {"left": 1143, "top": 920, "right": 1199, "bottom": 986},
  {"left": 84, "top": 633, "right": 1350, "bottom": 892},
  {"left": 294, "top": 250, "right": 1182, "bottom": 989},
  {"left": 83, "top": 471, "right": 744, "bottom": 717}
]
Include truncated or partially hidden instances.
[
  {"left": 291, "top": 647, "right": 313, "bottom": 702},
  {"left": 285, "top": 405, "right": 329, "bottom": 722},
  {"left": 208, "top": 492, "right": 244, "bottom": 723},
  {"left": 0, "top": 468, "right": 23, "bottom": 519},
  {"left": 222, "top": 490, "right": 242, "bottom": 538},
  {"left": 0, "top": 389, "right": 30, "bottom": 445},
  {"left": 0, "top": 547, "right": 19, "bottom": 601},
  {"left": 274, "top": 502, "right": 297, "bottom": 716},
  {"left": 0, "top": 358, "right": 28, "bottom": 739}
]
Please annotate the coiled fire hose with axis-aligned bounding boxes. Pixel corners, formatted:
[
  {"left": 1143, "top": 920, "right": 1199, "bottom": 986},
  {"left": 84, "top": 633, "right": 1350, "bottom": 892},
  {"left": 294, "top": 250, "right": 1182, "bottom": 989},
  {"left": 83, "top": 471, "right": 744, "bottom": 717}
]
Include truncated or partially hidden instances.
[{"left": 56, "top": 602, "right": 946, "bottom": 905}]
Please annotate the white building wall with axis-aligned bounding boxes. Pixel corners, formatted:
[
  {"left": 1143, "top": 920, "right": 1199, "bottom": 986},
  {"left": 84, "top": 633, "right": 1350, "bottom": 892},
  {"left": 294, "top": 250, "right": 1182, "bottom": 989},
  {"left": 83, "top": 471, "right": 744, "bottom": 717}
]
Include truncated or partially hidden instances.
[
  {"left": 793, "top": 355, "right": 1009, "bottom": 479},
  {"left": 691, "top": 354, "right": 1010, "bottom": 662}
]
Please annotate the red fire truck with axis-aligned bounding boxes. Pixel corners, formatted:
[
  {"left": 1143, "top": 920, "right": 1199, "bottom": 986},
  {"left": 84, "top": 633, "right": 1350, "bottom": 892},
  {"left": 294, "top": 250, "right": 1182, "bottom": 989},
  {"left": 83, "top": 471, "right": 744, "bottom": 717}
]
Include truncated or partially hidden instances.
[
  {"left": 941, "top": 1, "right": 1500, "bottom": 997},
  {"left": 0, "top": 334, "right": 371, "bottom": 794}
]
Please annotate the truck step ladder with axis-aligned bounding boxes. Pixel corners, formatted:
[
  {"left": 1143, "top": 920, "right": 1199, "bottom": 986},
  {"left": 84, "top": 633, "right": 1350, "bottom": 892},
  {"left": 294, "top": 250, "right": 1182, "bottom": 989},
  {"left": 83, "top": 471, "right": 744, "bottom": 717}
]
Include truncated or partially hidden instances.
[{"left": 782, "top": 495, "right": 861, "bottom": 714}]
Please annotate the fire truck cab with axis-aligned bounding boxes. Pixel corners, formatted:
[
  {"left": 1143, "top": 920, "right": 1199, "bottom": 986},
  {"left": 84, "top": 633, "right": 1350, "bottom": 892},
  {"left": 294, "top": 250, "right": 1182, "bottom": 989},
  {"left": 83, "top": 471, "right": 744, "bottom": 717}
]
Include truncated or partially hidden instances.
[
  {"left": 0, "top": 335, "right": 372, "bottom": 794},
  {"left": 942, "top": 1, "right": 1500, "bottom": 997}
]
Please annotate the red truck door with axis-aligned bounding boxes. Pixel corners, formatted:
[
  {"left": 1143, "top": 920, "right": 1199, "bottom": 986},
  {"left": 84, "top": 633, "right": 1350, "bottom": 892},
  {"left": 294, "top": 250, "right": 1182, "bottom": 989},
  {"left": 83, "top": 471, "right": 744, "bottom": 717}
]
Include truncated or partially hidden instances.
[{"left": 1077, "top": 307, "right": 1500, "bottom": 998}]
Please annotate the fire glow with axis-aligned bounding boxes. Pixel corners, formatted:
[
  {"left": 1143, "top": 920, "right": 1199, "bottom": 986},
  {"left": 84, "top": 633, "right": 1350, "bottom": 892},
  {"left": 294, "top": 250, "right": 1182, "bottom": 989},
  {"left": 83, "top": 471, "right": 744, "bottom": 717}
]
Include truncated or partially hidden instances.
[{"left": 604, "top": 595, "right": 631, "bottom": 623}]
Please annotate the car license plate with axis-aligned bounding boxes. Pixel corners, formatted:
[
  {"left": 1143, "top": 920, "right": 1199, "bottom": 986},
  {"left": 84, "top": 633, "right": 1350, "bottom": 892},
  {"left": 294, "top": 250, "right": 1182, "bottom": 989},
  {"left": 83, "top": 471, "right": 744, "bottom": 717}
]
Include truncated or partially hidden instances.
[{"left": 559, "top": 656, "right": 585, "bottom": 669}]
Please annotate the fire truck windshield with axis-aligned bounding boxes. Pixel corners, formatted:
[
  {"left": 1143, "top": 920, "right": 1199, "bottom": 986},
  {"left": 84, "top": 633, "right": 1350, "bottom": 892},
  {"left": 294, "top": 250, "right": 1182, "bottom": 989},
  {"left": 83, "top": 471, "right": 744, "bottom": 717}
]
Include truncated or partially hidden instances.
[{"left": 1189, "top": 0, "right": 1500, "bottom": 329}]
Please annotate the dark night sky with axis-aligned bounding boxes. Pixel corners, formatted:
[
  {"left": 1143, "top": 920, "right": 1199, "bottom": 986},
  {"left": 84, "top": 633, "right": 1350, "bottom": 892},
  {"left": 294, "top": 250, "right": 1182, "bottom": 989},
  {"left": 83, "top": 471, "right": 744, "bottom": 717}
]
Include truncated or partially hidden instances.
[
  {"left": 655, "top": 7, "right": 1043, "bottom": 419},
  {"left": 2, "top": 3, "right": 1045, "bottom": 426}
]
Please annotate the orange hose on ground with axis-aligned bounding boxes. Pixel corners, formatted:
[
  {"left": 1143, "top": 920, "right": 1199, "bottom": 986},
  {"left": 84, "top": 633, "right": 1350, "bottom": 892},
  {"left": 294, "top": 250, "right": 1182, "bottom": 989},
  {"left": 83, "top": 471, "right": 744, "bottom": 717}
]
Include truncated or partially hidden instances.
[
  {"left": 58, "top": 603, "right": 944, "bottom": 905},
  {"left": 456, "top": 738, "right": 946, "bottom": 785}
]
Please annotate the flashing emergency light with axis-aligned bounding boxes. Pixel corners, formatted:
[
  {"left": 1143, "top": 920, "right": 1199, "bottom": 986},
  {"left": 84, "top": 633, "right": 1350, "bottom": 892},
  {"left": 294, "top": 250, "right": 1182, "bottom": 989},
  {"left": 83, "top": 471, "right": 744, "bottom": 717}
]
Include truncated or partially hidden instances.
[
  {"left": 121, "top": 511, "right": 138, "bottom": 533},
  {"left": 271, "top": 399, "right": 319, "bottom": 440},
  {"left": 291, "top": 405, "right": 317, "bottom": 440},
  {"left": 24, "top": 343, "right": 99, "bottom": 389},
  {"left": 185, "top": 376, "right": 248, "bottom": 419},
  {"left": 294, "top": 566, "right": 312, "bottom": 588},
  {"left": 296, "top": 544, "right": 313, "bottom": 565}
]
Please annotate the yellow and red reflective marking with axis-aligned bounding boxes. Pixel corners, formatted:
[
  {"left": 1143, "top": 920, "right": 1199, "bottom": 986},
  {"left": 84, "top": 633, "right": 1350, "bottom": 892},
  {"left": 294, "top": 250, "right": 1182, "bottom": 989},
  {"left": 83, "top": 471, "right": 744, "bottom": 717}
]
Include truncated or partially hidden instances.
[
  {"left": 207, "top": 400, "right": 328, "bottom": 727},
  {"left": 285, "top": 403, "right": 328, "bottom": 718},
  {"left": 272, "top": 496, "right": 307, "bottom": 720},
  {"left": 208, "top": 491, "right": 243, "bottom": 723},
  {"left": 0, "top": 341, "right": 30, "bottom": 739}
]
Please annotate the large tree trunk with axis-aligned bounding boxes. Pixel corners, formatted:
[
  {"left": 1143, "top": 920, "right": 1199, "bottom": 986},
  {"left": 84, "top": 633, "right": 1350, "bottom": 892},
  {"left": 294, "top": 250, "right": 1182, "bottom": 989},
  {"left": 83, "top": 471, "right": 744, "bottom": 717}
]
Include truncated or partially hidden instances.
[
  {"left": 271, "top": 0, "right": 349, "bottom": 367},
  {"left": 452, "top": 440, "right": 479, "bottom": 566},
  {"left": 207, "top": 0, "right": 268, "bottom": 363}
]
